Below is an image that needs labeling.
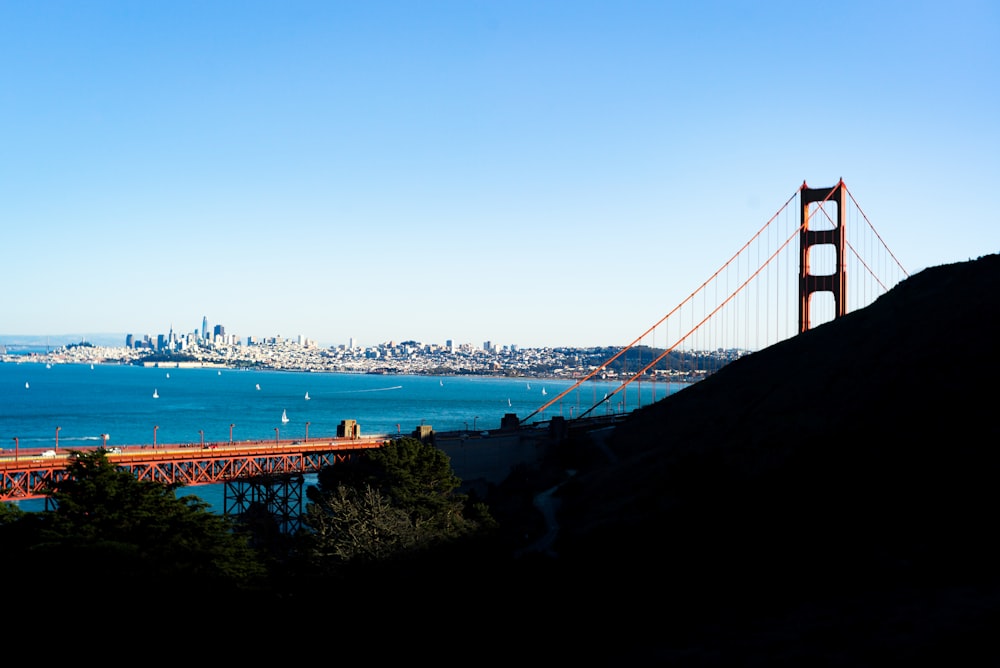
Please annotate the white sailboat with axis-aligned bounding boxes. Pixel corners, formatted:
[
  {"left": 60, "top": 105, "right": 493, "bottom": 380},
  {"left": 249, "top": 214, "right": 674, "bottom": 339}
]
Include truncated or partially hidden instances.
[
  {"left": 541, "top": 387, "right": 547, "bottom": 396},
  {"left": 256, "top": 383, "right": 261, "bottom": 391},
  {"left": 304, "top": 392, "right": 310, "bottom": 400},
  {"left": 25, "top": 381, "right": 29, "bottom": 389},
  {"left": 153, "top": 389, "right": 159, "bottom": 399},
  {"left": 281, "top": 409, "right": 289, "bottom": 424}
]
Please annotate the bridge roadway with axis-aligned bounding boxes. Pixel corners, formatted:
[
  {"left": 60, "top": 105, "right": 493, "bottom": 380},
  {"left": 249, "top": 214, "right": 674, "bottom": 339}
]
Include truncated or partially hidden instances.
[
  {"left": 0, "top": 434, "right": 391, "bottom": 502},
  {"left": 1, "top": 413, "right": 627, "bottom": 503}
]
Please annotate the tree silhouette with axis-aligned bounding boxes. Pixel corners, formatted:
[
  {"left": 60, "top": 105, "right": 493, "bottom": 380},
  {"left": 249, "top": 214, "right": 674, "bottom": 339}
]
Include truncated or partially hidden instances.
[
  {"left": 1, "top": 449, "right": 265, "bottom": 596},
  {"left": 303, "top": 437, "right": 491, "bottom": 570}
]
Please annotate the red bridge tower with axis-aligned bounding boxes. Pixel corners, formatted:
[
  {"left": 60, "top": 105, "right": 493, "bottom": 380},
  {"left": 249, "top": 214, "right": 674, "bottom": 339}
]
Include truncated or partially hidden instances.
[{"left": 799, "top": 180, "right": 847, "bottom": 333}]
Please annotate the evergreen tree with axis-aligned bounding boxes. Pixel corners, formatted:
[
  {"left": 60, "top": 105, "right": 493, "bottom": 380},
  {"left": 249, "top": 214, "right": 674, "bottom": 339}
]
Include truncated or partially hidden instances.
[
  {"left": 303, "top": 437, "right": 491, "bottom": 569},
  {"left": 304, "top": 483, "right": 417, "bottom": 568},
  {"left": 5, "top": 449, "right": 266, "bottom": 594},
  {"left": 0, "top": 500, "right": 25, "bottom": 526}
]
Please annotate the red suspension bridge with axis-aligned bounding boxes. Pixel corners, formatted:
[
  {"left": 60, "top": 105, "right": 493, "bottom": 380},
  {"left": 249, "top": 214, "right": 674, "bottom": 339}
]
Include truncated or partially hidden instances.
[
  {"left": 1, "top": 180, "right": 907, "bottom": 523},
  {"left": 523, "top": 179, "right": 907, "bottom": 423}
]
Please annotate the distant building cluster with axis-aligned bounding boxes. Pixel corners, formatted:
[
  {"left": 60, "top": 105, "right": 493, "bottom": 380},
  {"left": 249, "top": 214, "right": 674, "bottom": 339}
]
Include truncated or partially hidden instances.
[
  {"left": 4, "top": 314, "right": 751, "bottom": 383},
  {"left": 125, "top": 316, "right": 317, "bottom": 352}
]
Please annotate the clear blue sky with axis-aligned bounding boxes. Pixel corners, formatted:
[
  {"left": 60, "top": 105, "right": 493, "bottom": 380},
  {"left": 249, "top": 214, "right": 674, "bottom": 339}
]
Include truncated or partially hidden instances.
[{"left": 2, "top": 1, "right": 997, "bottom": 348}]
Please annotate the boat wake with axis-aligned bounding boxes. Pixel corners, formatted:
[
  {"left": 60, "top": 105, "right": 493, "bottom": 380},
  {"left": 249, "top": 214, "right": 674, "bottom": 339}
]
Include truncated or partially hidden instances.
[
  {"left": 12, "top": 435, "right": 107, "bottom": 444},
  {"left": 334, "top": 385, "right": 403, "bottom": 394}
]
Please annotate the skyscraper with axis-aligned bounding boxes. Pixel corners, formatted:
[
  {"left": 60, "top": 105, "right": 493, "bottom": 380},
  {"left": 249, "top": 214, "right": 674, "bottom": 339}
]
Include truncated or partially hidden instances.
[{"left": 201, "top": 316, "right": 208, "bottom": 340}]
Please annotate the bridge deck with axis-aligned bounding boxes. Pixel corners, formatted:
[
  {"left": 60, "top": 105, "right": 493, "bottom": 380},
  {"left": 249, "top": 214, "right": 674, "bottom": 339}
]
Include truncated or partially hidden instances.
[{"left": 0, "top": 435, "right": 389, "bottom": 501}]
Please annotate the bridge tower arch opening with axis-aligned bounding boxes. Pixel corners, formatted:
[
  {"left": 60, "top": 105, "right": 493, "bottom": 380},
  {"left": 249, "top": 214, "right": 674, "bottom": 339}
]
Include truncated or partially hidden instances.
[{"left": 799, "top": 180, "right": 847, "bottom": 333}]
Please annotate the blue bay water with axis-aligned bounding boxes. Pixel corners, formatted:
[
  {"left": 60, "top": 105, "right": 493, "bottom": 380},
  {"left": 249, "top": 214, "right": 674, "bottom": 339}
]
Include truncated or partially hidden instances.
[{"left": 2, "top": 361, "right": 683, "bottom": 512}]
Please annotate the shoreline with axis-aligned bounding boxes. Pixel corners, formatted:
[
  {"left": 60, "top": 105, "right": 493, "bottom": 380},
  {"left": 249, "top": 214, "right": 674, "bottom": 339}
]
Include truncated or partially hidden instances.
[{"left": 0, "top": 349, "right": 709, "bottom": 384}]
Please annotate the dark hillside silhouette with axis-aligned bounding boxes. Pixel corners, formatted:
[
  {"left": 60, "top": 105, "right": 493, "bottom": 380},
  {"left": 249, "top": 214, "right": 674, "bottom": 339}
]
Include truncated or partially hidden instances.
[
  {"left": 539, "top": 253, "right": 1000, "bottom": 663},
  {"left": 12, "top": 256, "right": 997, "bottom": 661}
]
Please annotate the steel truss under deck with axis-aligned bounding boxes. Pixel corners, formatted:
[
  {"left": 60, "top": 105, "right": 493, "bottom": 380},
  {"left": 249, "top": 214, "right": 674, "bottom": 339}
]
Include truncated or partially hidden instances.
[{"left": 0, "top": 440, "right": 383, "bottom": 515}]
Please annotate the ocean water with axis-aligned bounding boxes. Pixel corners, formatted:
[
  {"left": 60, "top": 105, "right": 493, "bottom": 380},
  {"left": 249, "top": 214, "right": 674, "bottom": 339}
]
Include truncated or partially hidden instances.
[{"left": 2, "top": 360, "right": 683, "bottom": 511}]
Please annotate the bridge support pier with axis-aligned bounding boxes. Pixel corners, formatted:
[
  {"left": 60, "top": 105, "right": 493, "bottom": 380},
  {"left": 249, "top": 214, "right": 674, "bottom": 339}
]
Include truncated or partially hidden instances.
[
  {"left": 224, "top": 473, "right": 304, "bottom": 535},
  {"left": 799, "top": 180, "right": 847, "bottom": 333}
]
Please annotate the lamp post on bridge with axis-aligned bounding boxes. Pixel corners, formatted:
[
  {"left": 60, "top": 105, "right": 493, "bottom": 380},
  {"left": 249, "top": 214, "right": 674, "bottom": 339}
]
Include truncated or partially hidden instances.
[
  {"left": 305, "top": 421, "right": 310, "bottom": 443},
  {"left": 229, "top": 423, "right": 234, "bottom": 445},
  {"left": 55, "top": 426, "right": 61, "bottom": 453},
  {"left": 12, "top": 437, "right": 18, "bottom": 463},
  {"left": 153, "top": 425, "right": 158, "bottom": 449},
  {"left": 101, "top": 433, "right": 109, "bottom": 449},
  {"left": 199, "top": 430, "right": 204, "bottom": 449},
  {"left": 274, "top": 427, "right": 279, "bottom": 445}
]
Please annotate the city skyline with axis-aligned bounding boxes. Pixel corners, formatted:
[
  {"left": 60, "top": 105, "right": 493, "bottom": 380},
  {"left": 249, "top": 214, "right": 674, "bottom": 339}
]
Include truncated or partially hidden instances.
[
  {"left": 2, "top": 2, "right": 998, "bottom": 348},
  {"left": 0, "top": 321, "right": 523, "bottom": 352}
]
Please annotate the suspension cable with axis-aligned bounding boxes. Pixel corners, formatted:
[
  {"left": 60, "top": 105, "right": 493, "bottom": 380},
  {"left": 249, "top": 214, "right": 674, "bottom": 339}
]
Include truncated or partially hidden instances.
[
  {"left": 521, "top": 187, "right": 802, "bottom": 423},
  {"left": 578, "top": 220, "right": 805, "bottom": 419}
]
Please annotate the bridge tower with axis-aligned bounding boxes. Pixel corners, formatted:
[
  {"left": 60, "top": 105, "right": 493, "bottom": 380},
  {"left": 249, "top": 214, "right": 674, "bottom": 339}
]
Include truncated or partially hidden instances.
[{"left": 799, "top": 180, "right": 847, "bottom": 333}]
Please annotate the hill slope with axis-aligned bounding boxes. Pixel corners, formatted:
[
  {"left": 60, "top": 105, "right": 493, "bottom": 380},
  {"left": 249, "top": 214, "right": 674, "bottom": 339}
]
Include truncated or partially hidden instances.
[{"left": 536, "top": 253, "right": 1000, "bottom": 663}]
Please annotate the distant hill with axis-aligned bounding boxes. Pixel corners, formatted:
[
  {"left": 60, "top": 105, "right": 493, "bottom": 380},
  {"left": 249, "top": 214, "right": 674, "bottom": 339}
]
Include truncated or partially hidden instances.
[
  {"left": 0, "top": 333, "right": 125, "bottom": 349},
  {"left": 531, "top": 253, "right": 1000, "bottom": 663}
]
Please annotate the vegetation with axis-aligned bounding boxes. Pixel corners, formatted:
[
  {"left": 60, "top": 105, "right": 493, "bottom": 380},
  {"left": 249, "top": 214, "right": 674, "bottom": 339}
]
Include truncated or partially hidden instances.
[
  {"left": 136, "top": 351, "right": 200, "bottom": 363},
  {"left": 299, "top": 436, "right": 494, "bottom": 572},
  {"left": 0, "top": 500, "right": 25, "bottom": 526},
  {"left": 0, "top": 438, "right": 503, "bottom": 608},
  {"left": 0, "top": 449, "right": 266, "bottom": 596}
]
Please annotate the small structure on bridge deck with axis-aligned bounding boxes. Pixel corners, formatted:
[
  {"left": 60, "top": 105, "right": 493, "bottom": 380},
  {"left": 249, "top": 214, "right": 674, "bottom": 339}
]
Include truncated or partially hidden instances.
[
  {"left": 337, "top": 419, "right": 360, "bottom": 439},
  {"left": 500, "top": 413, "right": 520, "bottom": 431},
  {"left": 413, "top": 424, "right": 434, "bottom": 443},
  {"left": 549, "top": 415, "right": 568, "bottom": 442}
]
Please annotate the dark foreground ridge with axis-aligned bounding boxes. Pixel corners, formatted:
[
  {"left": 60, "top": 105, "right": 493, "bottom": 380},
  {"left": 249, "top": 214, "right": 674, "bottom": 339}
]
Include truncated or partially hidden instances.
[
  {"left": 13, "top": 255, "right": 999, "bottom": 661},
  {"left": 279, "top": 254, "right": 1000, "bottom": 664},
  {"left": 277, "top": 254, "right": 1000, "bottom": 663},
  {"left": 534, "top": 253, "right": 1000, "bottom": 663}
]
